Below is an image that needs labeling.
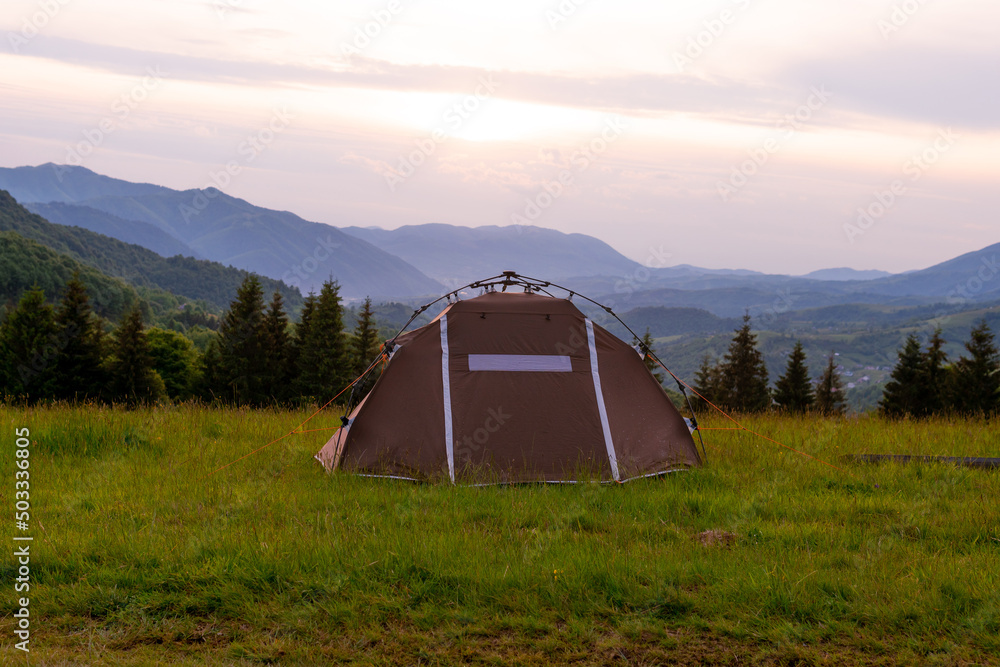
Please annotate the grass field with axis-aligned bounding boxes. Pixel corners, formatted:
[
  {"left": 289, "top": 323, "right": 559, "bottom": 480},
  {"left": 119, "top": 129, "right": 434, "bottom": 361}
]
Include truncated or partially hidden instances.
[{"left": 2, "top": 404, "right": 999, "bottom": 665}]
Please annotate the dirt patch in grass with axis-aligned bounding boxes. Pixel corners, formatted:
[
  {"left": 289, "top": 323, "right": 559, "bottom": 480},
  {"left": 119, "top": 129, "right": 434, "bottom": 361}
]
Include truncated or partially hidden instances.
[{"left": 696, "top": 529, "right": 737, "bottom": 547}]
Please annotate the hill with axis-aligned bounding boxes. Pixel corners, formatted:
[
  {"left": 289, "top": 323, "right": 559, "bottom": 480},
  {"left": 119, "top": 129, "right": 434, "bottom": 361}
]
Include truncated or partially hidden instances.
[
  {"left": 0, "top": 189, "right": 302, "bottom": 312},
  {"left": 25, "top": 202, "right": 200, "bottom": 260},
  {"left": 341, "top": 223, "right": 642, "bottom": 288},
  {"left": 802, "top": 268, "right": 892, "bottom": 281},
  {"left": 0, "top": 231, "right": 218, "bottom": 331},
  {"left": 0, "top": 164, "right": 444, "bottom": 299},
  {"left": 0, "top": 231, "right": 141, "bottom": 318},
  {"left": 856, "top": 242, "right": 1000, "bottom": 300}
]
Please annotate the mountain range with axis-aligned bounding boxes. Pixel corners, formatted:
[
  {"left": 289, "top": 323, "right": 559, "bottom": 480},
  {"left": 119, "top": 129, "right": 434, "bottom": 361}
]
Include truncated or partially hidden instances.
[
  {"left": 1, "top": 164, "right": 999, "bottom": 319},
  {"left": 0, "top": 164, "right": 441, "bottom": 299}
]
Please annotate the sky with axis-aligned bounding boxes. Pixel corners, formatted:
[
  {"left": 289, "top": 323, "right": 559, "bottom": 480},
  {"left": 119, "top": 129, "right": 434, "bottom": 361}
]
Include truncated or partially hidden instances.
[{"left": 1, "top": 0, "right": 998, "bottom": 275}]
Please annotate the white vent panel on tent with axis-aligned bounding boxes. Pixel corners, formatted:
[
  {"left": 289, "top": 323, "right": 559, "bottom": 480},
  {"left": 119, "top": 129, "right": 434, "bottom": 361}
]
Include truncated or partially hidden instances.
[{"left": 468, "top": 354, "right": 572, "bottom": 372}]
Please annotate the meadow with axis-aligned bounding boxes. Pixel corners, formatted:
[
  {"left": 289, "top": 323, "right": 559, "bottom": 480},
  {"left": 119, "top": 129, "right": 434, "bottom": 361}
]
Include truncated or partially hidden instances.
[{"left": 1, "top": 404, "right": 999, "bottom": 665}]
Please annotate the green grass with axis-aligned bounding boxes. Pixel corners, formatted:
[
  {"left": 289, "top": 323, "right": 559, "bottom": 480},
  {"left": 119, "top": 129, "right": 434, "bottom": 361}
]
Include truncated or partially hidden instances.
[{"left": 2, "top": 405, "right": 999, "bottom": 665}]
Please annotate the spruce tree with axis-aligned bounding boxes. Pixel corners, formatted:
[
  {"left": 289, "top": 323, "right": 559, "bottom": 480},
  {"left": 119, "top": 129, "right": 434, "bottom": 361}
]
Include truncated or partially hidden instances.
[
  {"left": 880, "top": 334, "right": 927, "bottom": 417},
  {"left": 815, "top": 352, "right": 846, "bottom": 416},
  {"left": 923, "top": 329, "right": 948, "bottom": 415},
  {"left": 948, "top": 320, "right": 1000, "bottom": 415},
  {"left": 290, "top": 292, "right": 317, "bottom": 399},
  {"left": 198, "top": 338, "right": 224, "bottom": 401},
  {"left": 773, "top": 340, "right": 813, "bottom": 413},
  {"left": 261, "top": 291, "right": 292, "bottom": 404},
  {"left": 53, "top": 273, "right": 107, "bottom": 401},
  {"left": 693, "top": 353, "right": 721, "bottom": 407},
  {"left": 108, "top": 307, "right": 164, "bottom": 405},
  {"left": 296, "top": 280, "right": 351, "bottom": 404},
  {"left": 717, "top": 313, "right": 771, "bottom": 412},
  {"left": 352, "top": 297, "right": 381, "bottom": 377},
  {"left": 217, "top": 275, "right": 266, "bottom": 405},
  {"left": 0, "top": 287, "right": 59, "bottom": 402}
]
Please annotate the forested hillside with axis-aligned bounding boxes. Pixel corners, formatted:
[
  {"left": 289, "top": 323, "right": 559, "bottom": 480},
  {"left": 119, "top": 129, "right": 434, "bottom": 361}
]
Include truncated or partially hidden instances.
[
  {"left": 0, "top": 231, "right": 219, "bottom": 330},
  {"left": 26, "top": 201, "right": 199, "bottom": 259},
  {"left": 0, "top": 189, "right": 302, "bottom": 312}
]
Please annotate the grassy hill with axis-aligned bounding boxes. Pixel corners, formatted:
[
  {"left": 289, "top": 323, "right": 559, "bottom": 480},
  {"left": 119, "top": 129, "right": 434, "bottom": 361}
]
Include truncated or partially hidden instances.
[{"left": 0, "top": 189, "right": 302, "bottom": 313}]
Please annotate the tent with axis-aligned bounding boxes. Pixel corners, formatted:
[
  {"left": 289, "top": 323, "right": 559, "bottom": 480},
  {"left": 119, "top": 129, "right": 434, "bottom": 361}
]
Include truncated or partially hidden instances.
[{"left": 316, "top": 289, "right": 702, "bottom": 483}]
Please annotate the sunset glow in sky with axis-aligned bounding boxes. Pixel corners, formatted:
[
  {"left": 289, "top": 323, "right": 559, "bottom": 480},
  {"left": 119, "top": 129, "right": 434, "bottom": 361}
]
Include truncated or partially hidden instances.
[{"left": 2, "top": 0, "right": 998, "bottom": 274}]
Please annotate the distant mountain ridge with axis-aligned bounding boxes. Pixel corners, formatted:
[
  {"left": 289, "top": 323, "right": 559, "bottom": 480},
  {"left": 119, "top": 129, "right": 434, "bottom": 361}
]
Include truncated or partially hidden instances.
[
  {"left": 802, "top": 268, "right": 892, "bottom": 281},
  {"left": 0, "top": 164, "right": 443, "bottom": 299},
  {"left": 341, "top": 223, "right": 642, "bottom": 288},
  {"left": 24, "top": 202, "right": 200, "bottom": 260}
]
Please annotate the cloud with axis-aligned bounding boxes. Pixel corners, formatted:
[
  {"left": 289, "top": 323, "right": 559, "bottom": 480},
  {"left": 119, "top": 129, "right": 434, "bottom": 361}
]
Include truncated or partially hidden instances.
[
  {"left": 785, "top": 46, "right": 1000, "bottom": 130},
  {"left": 1, "top": 35, "right": 823, "bottom": 123}
]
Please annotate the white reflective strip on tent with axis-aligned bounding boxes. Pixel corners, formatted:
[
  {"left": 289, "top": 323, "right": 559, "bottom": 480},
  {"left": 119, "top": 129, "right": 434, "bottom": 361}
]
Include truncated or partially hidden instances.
[
  {"left": 468, "top": 354, "right": 572, "bottom": 372},
  {"left": 586, "top": 319, "right": 619, "bottom": 482},
  {"left": 440, "top": 315, "right": 455, "bottom": 483}
]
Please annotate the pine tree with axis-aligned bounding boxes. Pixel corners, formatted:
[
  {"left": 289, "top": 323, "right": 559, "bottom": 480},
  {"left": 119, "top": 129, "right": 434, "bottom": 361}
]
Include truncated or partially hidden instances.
[
  {"left": 217, "top": 275, "right": 266, "bottom": 405},
  {"left": 948, "top": 320, "right": 1000, "bottom": 416},
  {"left": 53, "top": 273, "right": 107, "bottom": 401},
  {"left": 197, "top": 338, "right": 224, "bottom": 402},
  {"left": 352, "top": 297, "right": 381, "bottom": 377},
  {"left": 0, "top": 287, "right": 59, "bottom": 402},
  {"left": 815, "top": 352, "right": 846, "bottom": 416},
  {"left": 693, "top": 353, "right": 722, "bottom": 407},
  {"left": 773, "top": 340, "right": 813, "bottom": 413},
  {"left": 923, "top": 329, "right": 948, "bottom": 415},
  {"left": 717, "top": 313, "right": 771, "bottom": 412},
  {"left": 880, "top": 334, "right": 928, "bottom": 417},
  {"left": 296, "top": 280, "right": 351, "bottom": 404},
  {"left": 261, "top": 291, "right": 292, "bottom": 404},
  {"left": 108, "top": 307, "right": 164, "bottom": 405},
  {"left": 290, "top": 292, "right": 317, "bottom": 399}
]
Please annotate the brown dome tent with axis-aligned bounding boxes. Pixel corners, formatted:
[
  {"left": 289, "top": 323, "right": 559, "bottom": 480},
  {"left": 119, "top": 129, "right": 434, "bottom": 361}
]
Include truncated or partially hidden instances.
[{"left": 316, "top": 284, "right": 702, "bottom": 483}]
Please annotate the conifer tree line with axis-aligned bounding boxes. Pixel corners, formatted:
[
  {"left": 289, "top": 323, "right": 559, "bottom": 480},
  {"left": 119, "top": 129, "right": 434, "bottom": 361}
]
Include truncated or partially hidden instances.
[
  {"left": 0, "top": 274, "right": 383, "bottom": 406},
  {"left": 879, "top": 324, "right": 1000, "bottom": 417},
  {"left": 691, "top": 313, "right": 1000, "bottom": 417}
]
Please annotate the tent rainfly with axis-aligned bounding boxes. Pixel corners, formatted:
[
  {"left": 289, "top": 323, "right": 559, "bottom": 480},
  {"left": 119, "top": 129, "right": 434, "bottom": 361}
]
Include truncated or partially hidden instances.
[{"left": 316, "top": 290, "right": 701, "bottom": 483}]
